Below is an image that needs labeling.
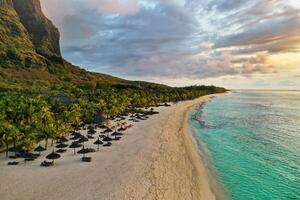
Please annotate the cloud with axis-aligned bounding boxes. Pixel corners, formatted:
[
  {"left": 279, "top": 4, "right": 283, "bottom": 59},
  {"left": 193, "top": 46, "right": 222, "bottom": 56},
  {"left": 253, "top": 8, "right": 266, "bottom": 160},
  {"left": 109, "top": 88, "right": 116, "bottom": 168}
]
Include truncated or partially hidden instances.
[
  {"left": 215, "top": 13, "right": 300, "bottom": 51},
  {"left": 40, "top": 0, "right": 300, "bottom": 85},
  {"left": 91, "top": 0, "right": 139, "bottom": 15},
  {"left": 41, "top": 0, "right": 139, "bottom": 17}
]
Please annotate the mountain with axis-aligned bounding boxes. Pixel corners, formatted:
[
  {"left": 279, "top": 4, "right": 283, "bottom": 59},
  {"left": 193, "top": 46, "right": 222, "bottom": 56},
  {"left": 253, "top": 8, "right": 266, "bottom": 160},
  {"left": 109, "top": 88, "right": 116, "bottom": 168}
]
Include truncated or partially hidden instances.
[{"left": 0, "top": 0, "right": 169, "bottom": 89}]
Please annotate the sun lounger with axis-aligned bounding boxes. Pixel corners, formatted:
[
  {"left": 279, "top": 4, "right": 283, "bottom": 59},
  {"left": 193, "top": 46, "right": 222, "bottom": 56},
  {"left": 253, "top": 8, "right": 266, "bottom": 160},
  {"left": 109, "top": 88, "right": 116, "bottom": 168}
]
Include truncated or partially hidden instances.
[
  {"left": 9, "top": 155, "right": 17, "bottom": 159},
  {"left": 112, "top": 136, "right": 121, "bottom": 141},
  {"left": 40, "top": 160, "right": 54, "bottom": 167},
  {"left": 56, "top": 149, "right": 67, "bottom": 153},
  {"left": 8, "top": 161, "right": 19, "bottom": 165},
  {"left": 82, "top": 157, "right": 92, "bottom": 162},
  {"left": 103, "top": 142, "right": 112, "bottom": 147}
]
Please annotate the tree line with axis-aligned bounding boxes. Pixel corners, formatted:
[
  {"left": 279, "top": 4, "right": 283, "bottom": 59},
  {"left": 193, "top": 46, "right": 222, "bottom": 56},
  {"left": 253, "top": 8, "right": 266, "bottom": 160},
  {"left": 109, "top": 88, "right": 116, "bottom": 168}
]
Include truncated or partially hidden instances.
[{"left": 0, "top": 83, "right": 226, "bottom": 156}]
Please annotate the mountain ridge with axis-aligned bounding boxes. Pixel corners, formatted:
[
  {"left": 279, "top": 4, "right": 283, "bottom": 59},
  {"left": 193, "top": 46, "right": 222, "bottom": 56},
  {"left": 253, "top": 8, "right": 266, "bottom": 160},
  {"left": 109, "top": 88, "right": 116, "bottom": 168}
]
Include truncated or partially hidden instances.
[{"left": 0, "top": 0, "right": 171, "bottom": 89}]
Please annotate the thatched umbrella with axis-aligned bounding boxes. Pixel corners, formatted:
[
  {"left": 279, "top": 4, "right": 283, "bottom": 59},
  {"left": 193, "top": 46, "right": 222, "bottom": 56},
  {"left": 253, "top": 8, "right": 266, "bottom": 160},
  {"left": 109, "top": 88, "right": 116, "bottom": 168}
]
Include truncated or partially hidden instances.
[
  {"left": 93, "top": 138, "right": 103, "bottom": 151},
  {"left": 88, "top": 129, "right": 96, "bottom": 135},
  {"left": 111, "top": 131, "right": 122, "bottom": 140},
  {"left": 69, "top": 142, "right": 82, "bottom": 155},
  {"left": 78, "top": 136, "right": 89, "bottom": 144},
  {"left": 34, "top": 145, "right": 46, "bottom": 155},
  {"left": 111, "top": 131, "right": 123, "bottom": 136},
  {"left": 20, "top": 152, "right": 36, "bottom": 159},
  {"left": 56, "top": 143, "right": 68, "bottom": 149},
  {"left": 71, "top": 131, "right": 82, "bottom": 137},
  {"left": 102, "top": 136, "right": 112, "bottom": 146},
  {"left": 87, "top": 135, "right": 94, "bottom": 139},
  {"left": 102, "top": 128, "right": 113, "bottom": 134},
  {"left": 102, "top": 136, "right": 112, "bottom": 142},
  {"left": 77, "top": 147, "right": 90, "bottom": 158},
  {"left": 70, "top": 133, "right": 83, "bottom": 140},
  {"left": 20, "top": 152, "right": 37, "bottom": 163},
  {"left": 99, "top": 125, "right": 107, "bottom": 129},
  {"left": 8, "top": 146, "right": 22, "bottom": 156},
  {"left": 56, "top": 149, "right": 67, "bottom": 153},
  {"left": 57, "top": 136, "right": 68, "bottom": 143},
  {"left": 46, "top": 150, "right": 61, "bottom": 163}
]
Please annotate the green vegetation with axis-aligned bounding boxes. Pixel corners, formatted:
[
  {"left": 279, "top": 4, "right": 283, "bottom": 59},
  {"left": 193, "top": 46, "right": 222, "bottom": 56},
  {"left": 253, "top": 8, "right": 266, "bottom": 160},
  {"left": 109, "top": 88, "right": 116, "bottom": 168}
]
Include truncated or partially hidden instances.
[
  {"left": 0, "top": 0, "right": 227, "bottom": 156},
  {"left": 0, "top": 83, "right": 226, "bottom": 155},
  {"left": 0, "top": 5, "right": 45, "bottom": 68}
]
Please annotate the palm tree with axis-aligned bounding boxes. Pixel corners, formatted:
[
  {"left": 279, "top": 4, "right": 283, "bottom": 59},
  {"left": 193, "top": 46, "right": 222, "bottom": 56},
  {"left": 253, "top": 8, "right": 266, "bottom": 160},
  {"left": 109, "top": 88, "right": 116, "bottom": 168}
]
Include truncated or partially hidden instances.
[
  {"left": 69, "top": 103, "right": 82, "bottom": 129},
  {"left": 0, "top": 120, "right": 19, "bottom": 157},
  {"left": 35, "top": 105, "right": 55, "bottom": 149},
  {"left": 54, "top": 119, "right": 72, "bottom": 139},
  {"left": 10, "top": 125, "right": 22, "bottom": 156}
]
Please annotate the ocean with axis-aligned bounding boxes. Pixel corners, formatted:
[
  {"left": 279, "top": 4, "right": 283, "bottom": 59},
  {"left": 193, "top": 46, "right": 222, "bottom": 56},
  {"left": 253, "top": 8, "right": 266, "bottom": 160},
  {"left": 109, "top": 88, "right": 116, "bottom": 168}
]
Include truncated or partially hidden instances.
[{"left": 190, "top": 90, "right": 300, "bottom": 200}]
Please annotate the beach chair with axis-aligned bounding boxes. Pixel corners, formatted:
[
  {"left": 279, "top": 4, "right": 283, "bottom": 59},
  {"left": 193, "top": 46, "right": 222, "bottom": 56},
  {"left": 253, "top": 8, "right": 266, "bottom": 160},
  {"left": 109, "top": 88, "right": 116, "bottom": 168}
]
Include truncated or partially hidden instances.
[
  {"left": 82, "top": 157, "right": 92, "bottom": 162},
  {"left": 40, "top": 160, "right": 54, "bottom": 167},
  {"left": 9, "top": 155, "right": 17, "bottom": 159},
  {"left": 7, "top": 161, "right": 19, "bottom": 165}
]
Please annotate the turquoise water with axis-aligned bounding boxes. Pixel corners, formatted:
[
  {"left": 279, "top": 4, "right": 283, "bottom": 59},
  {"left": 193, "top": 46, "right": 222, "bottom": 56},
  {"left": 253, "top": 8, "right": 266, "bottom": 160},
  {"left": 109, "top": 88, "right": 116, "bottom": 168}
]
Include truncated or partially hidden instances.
[{"left": 190, "top": 91, "right": 300, "bottom": 200}]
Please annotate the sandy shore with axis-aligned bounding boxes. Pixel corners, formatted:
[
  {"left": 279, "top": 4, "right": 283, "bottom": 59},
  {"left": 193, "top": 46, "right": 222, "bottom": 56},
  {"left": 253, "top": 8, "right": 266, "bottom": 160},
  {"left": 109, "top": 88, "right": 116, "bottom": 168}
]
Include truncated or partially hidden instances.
[{"left": 0, "top": 95, "right": 217, "bottom": 200}]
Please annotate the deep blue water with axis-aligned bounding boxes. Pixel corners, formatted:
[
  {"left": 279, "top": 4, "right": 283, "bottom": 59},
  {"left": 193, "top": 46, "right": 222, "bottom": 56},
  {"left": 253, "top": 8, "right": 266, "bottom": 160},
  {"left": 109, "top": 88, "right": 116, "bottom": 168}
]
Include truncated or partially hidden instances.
[{"left": 190, "top": 91, "right": 300, "bottom": 200}]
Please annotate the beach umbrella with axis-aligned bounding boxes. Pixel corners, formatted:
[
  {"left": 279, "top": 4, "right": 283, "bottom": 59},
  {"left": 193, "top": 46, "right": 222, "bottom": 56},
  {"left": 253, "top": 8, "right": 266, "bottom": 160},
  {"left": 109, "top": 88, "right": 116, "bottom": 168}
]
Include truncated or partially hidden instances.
[
  {"left": 70, "top": 133, "right": 83, "bottom": 140},
  {"left": 46, "top": 150, "right": 61, "bottom": 163},
  {"left": 102, "top": 136, "right": 112, "bottom": 142},
  {"left": 87, "top": 129, "right": 96, "bottom": 135},
  {"left": 102, "top": 136, "right": 113, "bottom": 146},
  {"left": 34, "top": 145, "right": 46, "bottom": 155},
  {"left": 57, "top": 136, "right": 68, "bottom": 143},
  {"left": 77, "top": 147, "right": 90, "bottom": 158},
  {"left": 78, "top": 136, "right": 89, "bottom": 143},
  {"left": 56, "top": 143, "right": 68, "bottom": 149},
  {"left": 102, "top": 128, "right": 113, "bottom": 134},
  {"left": 20, "top": 152, "right": 37, "bottom": 163},
  {"left": 87, "top": 135, "right": 94, "bottom": 139},
  {"left": 70, "top": 136, "right": 77, "bottom": 140},
  {"left": 69, "top": 142, "right": 82, "bottom": 155},
  {"left": 99, "top": 125, "right": 107, "bottom": 129},
  {"left": 88, "top": 125, "right": 94, "bottom": 130},
  {"left": 111, "top": 131, "right": 122, "bottom": 140},
  {"left": 56, "top": 149, "right": 67, "bottom": 153},
  {"left": 71, "top": 131, "right": 82, "bottom": 137},
  {"left": 8, "top": 146, "right": 22, "bottom": 156},
  {"left": 111, "top": 131, "right": 123, "bottom": 136},
  {"left": 93, "top": 138, "right": 103, "bottom": 151},
  {"left": 20, "top": 152, "right": 36, "bottom": 159}
]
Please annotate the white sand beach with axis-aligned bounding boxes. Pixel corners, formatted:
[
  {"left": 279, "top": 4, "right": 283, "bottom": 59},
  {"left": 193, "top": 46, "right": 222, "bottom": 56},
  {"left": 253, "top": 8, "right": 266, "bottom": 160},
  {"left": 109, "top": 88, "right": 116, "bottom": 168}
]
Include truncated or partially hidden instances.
[{"left": 0, "top": 95, "right": 216, "bottom": 200}]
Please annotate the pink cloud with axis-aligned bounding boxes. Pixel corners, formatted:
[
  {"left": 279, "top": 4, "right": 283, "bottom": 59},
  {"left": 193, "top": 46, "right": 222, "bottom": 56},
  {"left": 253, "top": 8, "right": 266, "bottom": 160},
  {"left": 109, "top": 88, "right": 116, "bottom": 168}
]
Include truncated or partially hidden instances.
[{"left": 91, "top": 0, "right": 139, "bottom": 15}]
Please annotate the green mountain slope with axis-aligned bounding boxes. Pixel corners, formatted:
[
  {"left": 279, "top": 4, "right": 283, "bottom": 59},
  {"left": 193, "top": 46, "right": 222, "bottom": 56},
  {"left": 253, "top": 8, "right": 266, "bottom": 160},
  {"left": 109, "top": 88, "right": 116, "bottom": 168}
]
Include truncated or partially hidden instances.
[
  {"left": 0, "top": 0, "right": 45, "bottom": 68},
  {"left": 0, "top": 0, "right": 163, "bottom": 89}
]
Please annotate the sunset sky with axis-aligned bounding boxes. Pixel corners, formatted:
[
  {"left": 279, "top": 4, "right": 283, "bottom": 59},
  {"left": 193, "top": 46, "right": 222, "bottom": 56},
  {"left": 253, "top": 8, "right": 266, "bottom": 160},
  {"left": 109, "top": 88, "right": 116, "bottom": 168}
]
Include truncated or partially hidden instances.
[{"left": 40, "top": 0, "right": 300, "bottom": 89}]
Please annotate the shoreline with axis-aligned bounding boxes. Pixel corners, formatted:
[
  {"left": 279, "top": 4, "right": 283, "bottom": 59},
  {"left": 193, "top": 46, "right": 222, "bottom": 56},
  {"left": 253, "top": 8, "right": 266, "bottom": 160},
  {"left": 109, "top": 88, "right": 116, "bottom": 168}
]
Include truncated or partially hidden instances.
[
  {"left": 188, "top": 97, "right": 229, "bottom": 200},
  {"left": 0, "top": 94, "right": 221, "bottom": 200},
  {"left": 121, "top": 94, "right": 219, "bottom": 199}
]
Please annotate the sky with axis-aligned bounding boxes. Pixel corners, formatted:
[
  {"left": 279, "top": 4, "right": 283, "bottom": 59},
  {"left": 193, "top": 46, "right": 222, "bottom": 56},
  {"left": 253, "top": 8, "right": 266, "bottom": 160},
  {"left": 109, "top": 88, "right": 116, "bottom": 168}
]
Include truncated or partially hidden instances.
[{"left": 40, "top": 0, "right": 300, "bottom": 89}]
